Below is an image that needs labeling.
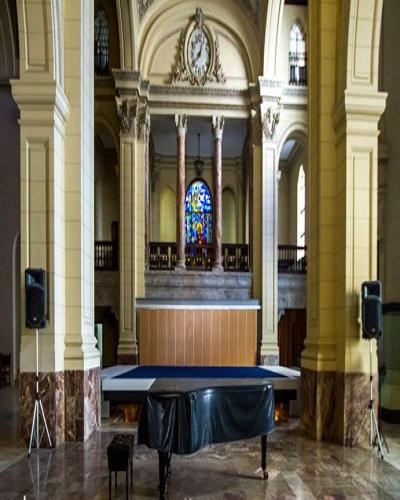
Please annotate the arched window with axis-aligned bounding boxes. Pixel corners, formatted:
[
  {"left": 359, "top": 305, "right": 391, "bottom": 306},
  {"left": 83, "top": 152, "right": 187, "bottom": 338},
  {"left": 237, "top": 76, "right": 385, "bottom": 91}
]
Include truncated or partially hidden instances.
[
  {"left": 297, "top": 165, "right": 306, "bottom": 255},
  {"left": 185, "top": 180, "right": 212, "bottom": 245},
  {"left": 289, "top": 23, "right": 307, "bottom": 86},
  {"left": 94, "top": 9, "right": 109, "bottom": 75}
]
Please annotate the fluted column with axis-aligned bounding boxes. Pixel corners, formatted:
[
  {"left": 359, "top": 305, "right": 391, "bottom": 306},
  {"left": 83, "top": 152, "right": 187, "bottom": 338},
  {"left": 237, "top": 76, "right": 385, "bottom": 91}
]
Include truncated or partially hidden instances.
[
  {"left": 175, "top": 114, "right": 187, "bottom": 271},
  {"left": 212, "top": 115, "right": 224, "bottom": 272}
]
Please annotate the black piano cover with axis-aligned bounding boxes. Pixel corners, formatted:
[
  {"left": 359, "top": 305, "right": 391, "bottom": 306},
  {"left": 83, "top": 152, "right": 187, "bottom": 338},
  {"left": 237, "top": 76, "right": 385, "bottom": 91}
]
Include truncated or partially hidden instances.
[{"left": 138, "top": 383, "right": 274, "bottom": 455}]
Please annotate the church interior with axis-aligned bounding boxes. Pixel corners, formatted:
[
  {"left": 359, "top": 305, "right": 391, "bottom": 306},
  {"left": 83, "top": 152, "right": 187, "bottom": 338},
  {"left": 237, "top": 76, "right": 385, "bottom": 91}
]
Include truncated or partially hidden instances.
[{"left": 1, "top": 0, "right": 400, "bottom": 498}]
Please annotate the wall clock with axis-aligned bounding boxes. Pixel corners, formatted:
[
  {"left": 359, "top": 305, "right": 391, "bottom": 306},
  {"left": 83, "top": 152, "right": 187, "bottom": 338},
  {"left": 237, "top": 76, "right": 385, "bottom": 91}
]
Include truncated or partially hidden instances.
[{"left": 173, "top": 8, "right": 225, "bottom": 86}]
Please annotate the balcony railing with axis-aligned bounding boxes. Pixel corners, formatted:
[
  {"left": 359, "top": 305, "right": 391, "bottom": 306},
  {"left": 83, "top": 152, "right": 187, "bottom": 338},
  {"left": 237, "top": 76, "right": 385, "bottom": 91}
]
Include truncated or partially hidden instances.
[
  {"left": 95, "top": 241, "right": 118, "bottom": 271},
  {"left": 149, "top": 242, "right": 249, "bottom": 272},
  {"left": 278, "top": 245, "right": 307, "bottom": 273},
  {"left": 96, "top": 240, "right": 306, "bottom": 274}
]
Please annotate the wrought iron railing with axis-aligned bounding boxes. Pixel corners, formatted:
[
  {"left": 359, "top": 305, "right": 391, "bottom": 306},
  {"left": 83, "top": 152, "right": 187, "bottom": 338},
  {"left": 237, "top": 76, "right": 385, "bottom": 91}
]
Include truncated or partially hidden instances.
[
  {"left": 95, "top": 241, "right": 118, "bottom": 271},
  {"left": 149, "top": 242, "right": 250, "bottom": 272},
  {"left": 289, "top": 51, "right": 307, "bottom": 86},
  {"left": 278, "top": 245, "right": 307, "bottom": 273}
]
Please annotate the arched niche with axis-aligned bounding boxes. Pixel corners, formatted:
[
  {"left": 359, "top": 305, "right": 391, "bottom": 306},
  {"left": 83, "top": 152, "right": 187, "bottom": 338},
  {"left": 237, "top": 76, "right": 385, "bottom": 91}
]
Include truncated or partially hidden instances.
[
  {"left": 222, "top": 188, "right": 237, "bottom": 244},
  {"left": 138, "top": 1, "right": 259, "bottom": 86},
  {"left": 159, "top": 186, "right": 176, "bottom": 242}
]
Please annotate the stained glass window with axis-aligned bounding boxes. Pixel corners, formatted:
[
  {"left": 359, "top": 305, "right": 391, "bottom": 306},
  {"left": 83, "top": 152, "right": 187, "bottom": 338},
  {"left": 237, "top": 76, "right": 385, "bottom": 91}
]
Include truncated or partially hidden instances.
[
  {"left": 185, "top": 180, "right": 212, "bottom": 245},
  {"left": 94, "top": 9, "right": 109, "bottom": 75}
]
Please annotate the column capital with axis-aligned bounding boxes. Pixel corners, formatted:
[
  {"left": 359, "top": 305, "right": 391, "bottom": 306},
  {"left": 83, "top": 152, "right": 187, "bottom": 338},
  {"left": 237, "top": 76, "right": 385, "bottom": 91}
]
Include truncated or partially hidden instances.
[
  {"left": 116, "top": 97, "right": 138, "bottom": 137},
  {"left": 261, "top": 100, "right": 281, "bottom": 142},
  {"left": 212, "top": 115, "right": 224, "bottom": 140},
  {"left": 175, "top": 114, "right": 187, "bottom": 137},
  {"left": 137, "top": 104, "right": 150, "bottom": 141}
]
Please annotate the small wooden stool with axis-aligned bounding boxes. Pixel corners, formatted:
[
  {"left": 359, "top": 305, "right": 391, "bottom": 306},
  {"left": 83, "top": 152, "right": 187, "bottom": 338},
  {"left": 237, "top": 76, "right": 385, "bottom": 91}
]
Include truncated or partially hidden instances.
[{"left": 107, "top": 434, "right": 134, "bottom": 499}]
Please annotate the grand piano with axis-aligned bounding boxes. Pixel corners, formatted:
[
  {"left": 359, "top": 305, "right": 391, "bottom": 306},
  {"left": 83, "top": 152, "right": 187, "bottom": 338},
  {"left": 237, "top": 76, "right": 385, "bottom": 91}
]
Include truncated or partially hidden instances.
[{"left": 102, "top": 366, "right": 285, "bottom": 498}]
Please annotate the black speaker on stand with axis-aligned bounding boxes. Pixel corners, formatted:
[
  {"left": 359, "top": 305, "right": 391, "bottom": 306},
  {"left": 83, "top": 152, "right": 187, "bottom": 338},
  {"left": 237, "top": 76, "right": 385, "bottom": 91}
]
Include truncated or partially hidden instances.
[
  {"left": 25, "top": 268, "right": 52, "bottom": 456},
  {"left": 353, "top": 281, "right": 386, "bottom": 457}
]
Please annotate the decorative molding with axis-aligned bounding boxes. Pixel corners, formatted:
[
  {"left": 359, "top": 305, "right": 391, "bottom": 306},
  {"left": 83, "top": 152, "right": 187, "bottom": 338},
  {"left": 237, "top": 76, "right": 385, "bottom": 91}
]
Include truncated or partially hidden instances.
[
  {"left": 212, "top": 115, "right": 225, "bottom": 140},
  {"left": 175, "top": 114, "right": 187, "bottom": 137},
  {"left": 137, "top": 105, "right": 150, "bottom": 140},
  {"left": 150, "top": 84, "right": 247, "bottom": 98},
  {"left": 116, "top": 98, "right": 137, "bottom": 136},
  {"left": 237, "top": 0, "right": 260, "bottom": 29},
  {"left": 172, "top": 8, "right": 226, "bottom": 86},
  {"left": 149, "top": 101, "right": 249, "bottom": 113},
  {"left": 138, "top": 0, "right": 155, "bottom": 22},
  {"left": 261, "top": 102, "right": 281, "bottom": 141}
]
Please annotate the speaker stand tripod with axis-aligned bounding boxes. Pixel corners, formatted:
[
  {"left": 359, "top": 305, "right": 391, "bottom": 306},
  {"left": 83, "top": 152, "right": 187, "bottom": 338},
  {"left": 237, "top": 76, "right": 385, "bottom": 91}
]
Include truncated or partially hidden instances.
[
  {"left": 352, "top": 340, "right": 385, "bottom": 458},
  {"left": 28, "top": 328, "right": 52, "bottom": 456}
]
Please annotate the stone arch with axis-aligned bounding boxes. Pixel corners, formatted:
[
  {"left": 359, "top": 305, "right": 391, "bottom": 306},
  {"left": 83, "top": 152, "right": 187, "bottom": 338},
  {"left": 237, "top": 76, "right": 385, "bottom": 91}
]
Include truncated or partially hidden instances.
[
  {"left": 0, "top": 0, "right": 19, "bottom": 81},
  {"left": 95, "top": 117, "right": 120, "bottom": 163},
  {"left": 15, "top": 0, "right": 63, "bottom": 84},
  {"left": 263, "top": 0, "right": 285, "bottom": 77},
  {"left": 115, "top": 0, "right": 138, "bottom": 70},
  {"left": 139, "top": 0, "right": 260, "bottom": 84},
  {"left": 336, "top": 0, "right": 384, "bottom": 98},
  {"left": 277, "top": 122, "right": 307, "bottom": 159}
]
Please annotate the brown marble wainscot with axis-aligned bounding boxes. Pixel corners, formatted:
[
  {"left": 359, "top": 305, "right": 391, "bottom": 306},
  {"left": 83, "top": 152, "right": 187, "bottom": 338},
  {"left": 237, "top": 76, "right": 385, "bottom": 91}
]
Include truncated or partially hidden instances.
[
  {"left": 19, "top": 371, "right": 65, "bottom": 446},
  {"left": 117, "top": 353, "right": 138, "bottom": 365},
  {"left": 300, "top": 367, "right": 377, "bottom": 448},
  {"left": 64, "top": 367, "right": 101, "bottom": 442}
]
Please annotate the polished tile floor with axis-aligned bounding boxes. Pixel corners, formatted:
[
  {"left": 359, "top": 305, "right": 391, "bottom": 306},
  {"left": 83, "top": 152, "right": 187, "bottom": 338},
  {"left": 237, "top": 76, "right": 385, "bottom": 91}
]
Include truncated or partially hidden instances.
[{"left": 1, "top": 387, "right": 400, "bottom": 499}]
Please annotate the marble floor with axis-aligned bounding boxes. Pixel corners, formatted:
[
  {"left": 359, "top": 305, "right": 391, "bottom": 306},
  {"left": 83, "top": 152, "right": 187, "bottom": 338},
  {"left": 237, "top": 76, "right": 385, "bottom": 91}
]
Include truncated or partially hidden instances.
[{"left": 1, "top": 387, "right": 400, "bottom": 499}]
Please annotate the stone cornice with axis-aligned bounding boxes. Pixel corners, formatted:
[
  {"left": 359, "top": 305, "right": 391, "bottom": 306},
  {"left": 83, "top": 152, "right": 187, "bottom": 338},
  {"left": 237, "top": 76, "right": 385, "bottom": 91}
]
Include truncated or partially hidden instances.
[
  {"left": 332, "top": 90, "right": 387, "bottom": 140},
  {"left": 150, "top": 84, "right": 248, "bottom": 98},
  {"left": 10, "top": 79, "right": 70, "bottom": 127}
]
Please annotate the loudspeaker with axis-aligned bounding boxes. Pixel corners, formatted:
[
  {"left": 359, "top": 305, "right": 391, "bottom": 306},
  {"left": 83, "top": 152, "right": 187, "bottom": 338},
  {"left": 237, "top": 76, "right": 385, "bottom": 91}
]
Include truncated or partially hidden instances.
[
  {"left": 25, "top": 268, "right": 46, "bottom": 329},
  {"left": 361, "top": 281, "right": 382, "bottom": 339}
]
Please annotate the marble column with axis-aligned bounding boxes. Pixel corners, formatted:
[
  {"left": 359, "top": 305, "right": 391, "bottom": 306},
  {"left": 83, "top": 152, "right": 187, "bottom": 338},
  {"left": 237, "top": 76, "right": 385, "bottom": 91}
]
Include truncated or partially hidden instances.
[
  {"left": 212, "top": 115, "right": 224, "bottom": 272},
  {"left": 175, "top": 114, "right": 187, "bottom": 271}
]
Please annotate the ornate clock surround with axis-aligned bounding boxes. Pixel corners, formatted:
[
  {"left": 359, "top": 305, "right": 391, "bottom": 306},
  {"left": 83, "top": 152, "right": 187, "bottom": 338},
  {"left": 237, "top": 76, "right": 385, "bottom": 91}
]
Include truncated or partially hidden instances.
[{"left": 173, "top": 8, "right": 225, "bottom": 86}]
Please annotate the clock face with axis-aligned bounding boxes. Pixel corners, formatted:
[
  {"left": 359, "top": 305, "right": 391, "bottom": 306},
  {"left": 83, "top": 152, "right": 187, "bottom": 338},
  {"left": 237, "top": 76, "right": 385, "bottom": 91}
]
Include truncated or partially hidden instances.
[{"left": 188, "top": 28, "right": 210, "bottom": 78}]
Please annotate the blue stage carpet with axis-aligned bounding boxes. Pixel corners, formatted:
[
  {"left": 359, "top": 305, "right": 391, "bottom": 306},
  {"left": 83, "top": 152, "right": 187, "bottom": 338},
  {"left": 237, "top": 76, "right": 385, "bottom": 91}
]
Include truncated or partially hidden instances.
[{"left": 115, "top": 366, "right": 283, "bottom": 379}]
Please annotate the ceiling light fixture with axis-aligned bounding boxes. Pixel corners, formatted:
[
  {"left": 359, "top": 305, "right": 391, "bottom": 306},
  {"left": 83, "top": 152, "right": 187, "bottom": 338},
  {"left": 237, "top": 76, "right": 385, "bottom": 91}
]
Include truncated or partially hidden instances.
[{"left": 194, "top": 133, "right": 204, "bottom": 177}]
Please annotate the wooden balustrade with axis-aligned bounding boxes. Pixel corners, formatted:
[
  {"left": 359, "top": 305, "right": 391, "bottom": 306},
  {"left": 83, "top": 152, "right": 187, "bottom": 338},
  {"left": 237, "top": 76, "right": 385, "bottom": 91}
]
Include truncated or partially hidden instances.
[
  {"left": 149, "top": 242, "right": 250, "bottom": 272},
  {"left": 278, "top": 245, "right": 307, "bottom": 273},
  {"left": 95, "top": 241, "right": 118, "bottom": 271},
  {"left": 96, "top": 241, "right": 306, "bottom": 274}
]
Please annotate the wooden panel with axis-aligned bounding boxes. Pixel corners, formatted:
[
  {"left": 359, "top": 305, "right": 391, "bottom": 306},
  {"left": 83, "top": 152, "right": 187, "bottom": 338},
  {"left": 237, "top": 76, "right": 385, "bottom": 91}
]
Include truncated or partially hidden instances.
[
  {"left": 148, "top": 311, "right": 158, "bottom": 364},
  {"left": 237, "top": 311, "right": 247, "bottom": 365},
  {"left": 193, "top": 310, "right": 203, "bottom": 365},
  {"left": 220, "top": 310, "right": 230, "bottom": 366},
  {"left": 138, "top": 308, "right": 257, "bottom": 367},
  {"left": 166, "top": 309, "right": 176, "bottom": 365},
  {"left": 211, "top": 310, "right": 221, "bottom": 365},
  {"left": 246, "top": 311, "right": 256, "bottom": 365},
  {"left": 229, "top": 310, "right": 238, "bottom": 365},
  {"left": 203, "top": 310, "right": 212, "bottom": 365},
  {"left": 184, "top": 309, "right": 194, "bottom": 365},
  {"left": 158, "top": 310, "right": 168, "bottom": 364},
  {"left": 175, "top": 310, "right": 185, "bottom": 365}
]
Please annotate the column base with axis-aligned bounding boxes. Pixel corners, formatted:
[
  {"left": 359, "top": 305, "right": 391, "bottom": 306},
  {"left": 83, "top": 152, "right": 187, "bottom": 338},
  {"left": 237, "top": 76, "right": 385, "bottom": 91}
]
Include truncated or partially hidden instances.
[
  {"left": 174, "top": 263, "right": 186, "bottom": 271},
  {"left": 259, "top": 354, "right": 279, "bottom": 365},
  {"left": 212, "top": 263, "right": 224, "bottom": 273},
  {"left": 301, "top": 367, "right": 377, "bottom": 448},
  {"left": 20, "top": 371, "right": 65, "bottom": 447},
  {"left": 65, "top": 367, "right": 101, "bottom": 442},
  {"left": 117, "top": 353, "right": 138, "bottom": 364}
]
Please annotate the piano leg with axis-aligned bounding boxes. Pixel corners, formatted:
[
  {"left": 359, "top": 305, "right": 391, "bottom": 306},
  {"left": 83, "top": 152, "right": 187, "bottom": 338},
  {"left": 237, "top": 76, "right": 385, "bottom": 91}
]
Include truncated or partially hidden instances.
[
  {"left": 158, "top": 450, "right": 168, "bottom": 499},
  {"left": 261, "top": 435, "right": 268, "bottom": 480}
]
